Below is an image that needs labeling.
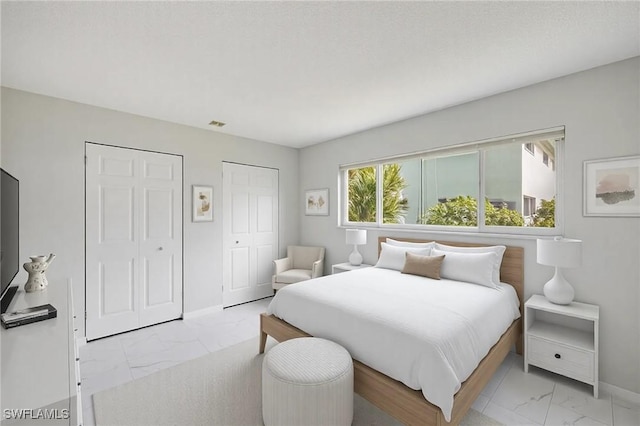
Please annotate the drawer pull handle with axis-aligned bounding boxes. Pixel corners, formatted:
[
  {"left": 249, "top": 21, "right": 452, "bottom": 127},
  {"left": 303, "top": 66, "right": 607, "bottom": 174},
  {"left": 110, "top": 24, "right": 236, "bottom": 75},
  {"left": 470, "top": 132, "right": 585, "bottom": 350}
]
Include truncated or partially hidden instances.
[{"left": 554, "top": 353, "right": 561, "bottom": 359}]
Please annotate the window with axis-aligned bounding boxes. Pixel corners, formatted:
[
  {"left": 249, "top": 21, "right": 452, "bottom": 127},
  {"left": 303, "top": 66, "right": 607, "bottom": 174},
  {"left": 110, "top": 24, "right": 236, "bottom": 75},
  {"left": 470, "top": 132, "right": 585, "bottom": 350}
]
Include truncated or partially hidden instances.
[
  {"left": 523, "top": 196, "right": 536, "bottom": 217},
  {"left": 341, "top": 127, "right": 563, "bottom": 234},
  {"left": 485, "top": 138, "right": 556, "bottom": 228},
  {"left": 380, "top": 153, "right": 478, "bottom": 226},
  {"left": 524, "top": 143, "right": 535, "bottom": 155}
]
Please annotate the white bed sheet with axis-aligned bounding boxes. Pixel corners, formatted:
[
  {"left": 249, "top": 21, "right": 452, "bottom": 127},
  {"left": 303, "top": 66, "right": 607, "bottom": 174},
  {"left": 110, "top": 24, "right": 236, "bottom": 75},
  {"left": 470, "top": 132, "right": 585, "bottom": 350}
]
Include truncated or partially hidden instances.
[{"left": 266, "top": 267, "right": 521, "bottom": 421}]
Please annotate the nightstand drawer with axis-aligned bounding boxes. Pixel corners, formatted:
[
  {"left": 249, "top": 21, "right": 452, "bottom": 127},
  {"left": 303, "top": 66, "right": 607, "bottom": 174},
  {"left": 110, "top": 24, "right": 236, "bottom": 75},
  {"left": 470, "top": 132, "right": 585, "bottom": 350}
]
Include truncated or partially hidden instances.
[{"left": 528, "top": 335, "right": 594, "bottom": 382}]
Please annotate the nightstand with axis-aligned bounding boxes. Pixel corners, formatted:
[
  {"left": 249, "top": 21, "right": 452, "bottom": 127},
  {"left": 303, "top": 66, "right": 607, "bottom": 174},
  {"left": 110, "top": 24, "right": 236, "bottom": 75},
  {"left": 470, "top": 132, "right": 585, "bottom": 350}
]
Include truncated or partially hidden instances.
[
  {"left": 524, "top": 294, "right": 599, "bottom": 397},
  {"left": 331, "top": 262, "right": 373, "bottom": 274}
]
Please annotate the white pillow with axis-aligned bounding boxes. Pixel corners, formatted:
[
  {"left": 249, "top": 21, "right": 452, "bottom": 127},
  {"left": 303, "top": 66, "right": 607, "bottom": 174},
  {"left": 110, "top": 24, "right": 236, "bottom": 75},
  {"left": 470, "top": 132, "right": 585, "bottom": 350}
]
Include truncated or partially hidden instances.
[
  {"left": 375, "top": 243, "right": 431, "bottom": 271},
  {"left": 431, "top": 248, "right": 498, "bottom": 288},
  {"left": 434, "top": 243, "right": 506, "bottom": 284},
  {"left": 386, "top": 238, "right": 435, "bottom": 250}
]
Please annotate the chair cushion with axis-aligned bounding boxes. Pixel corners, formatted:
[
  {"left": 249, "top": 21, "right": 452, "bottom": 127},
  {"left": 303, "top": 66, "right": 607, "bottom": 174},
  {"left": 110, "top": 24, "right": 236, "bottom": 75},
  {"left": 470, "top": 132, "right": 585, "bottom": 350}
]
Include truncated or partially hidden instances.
[
  {"left": 291, "top": 247, "right": 323, "bottom": 269},
  {"left": 275, "top": 269, "right": 312, "bottom": 284}
]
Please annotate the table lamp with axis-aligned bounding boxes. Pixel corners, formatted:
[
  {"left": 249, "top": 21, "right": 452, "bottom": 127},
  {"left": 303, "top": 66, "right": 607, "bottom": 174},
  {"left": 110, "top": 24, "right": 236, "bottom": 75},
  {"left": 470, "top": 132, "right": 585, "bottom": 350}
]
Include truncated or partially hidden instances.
[
  {"left": 346, "top": 229, "right": 367, "bottom": 266},
  {"left": 537, "top": 236, "right": 582, "bottom": 305}
]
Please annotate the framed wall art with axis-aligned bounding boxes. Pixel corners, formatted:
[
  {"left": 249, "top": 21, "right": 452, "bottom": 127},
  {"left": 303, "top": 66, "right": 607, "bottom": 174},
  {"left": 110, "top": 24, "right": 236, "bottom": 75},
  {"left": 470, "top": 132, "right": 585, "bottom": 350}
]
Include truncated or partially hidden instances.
[
  {"left": 193, "top": 185, "right": 213, "bottom": 222},
  {"left": 305, "top": 188, "right": 329, "bottom": 216},
  {"left": 584, "top": 155, "right": 640, "bottom": 217}
]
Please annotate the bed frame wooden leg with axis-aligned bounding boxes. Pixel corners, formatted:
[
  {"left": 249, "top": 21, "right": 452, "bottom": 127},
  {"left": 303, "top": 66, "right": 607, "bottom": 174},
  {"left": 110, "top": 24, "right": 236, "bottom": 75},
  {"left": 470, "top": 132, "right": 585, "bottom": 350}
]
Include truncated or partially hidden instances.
[
  {"left": 259, "top": 330, "right": 267, "bottom": 354},
  {"left": 259, "top": 313, "right": 268, "bottom": 354},
  {"left": 516, "top": 334, "right": 524, "bottom": 355}
]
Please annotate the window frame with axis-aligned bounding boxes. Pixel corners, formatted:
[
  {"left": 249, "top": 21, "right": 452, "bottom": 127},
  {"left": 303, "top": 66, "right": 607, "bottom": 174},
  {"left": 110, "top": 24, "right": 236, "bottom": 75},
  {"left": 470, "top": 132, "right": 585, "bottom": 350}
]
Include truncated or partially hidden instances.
[{"left": 339, "top": 127, "right": 564, "bottom": 236}]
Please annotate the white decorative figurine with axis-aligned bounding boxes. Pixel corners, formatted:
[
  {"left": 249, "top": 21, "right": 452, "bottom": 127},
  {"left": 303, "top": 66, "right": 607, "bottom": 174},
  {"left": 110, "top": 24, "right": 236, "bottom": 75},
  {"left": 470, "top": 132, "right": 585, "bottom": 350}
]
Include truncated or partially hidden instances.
[{"left": 24, "top": 254, "right": 56, "bottom": 293}]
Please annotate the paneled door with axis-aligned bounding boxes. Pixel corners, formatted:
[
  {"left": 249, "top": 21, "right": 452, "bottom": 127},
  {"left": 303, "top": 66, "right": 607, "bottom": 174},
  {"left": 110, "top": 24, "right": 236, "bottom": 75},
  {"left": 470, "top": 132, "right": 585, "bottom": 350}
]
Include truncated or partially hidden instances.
[
  {"left": 86, "top": 143, "right": 183, "bottom": 340},
  {"left": 222, "top": 162, "right": 278, "bottom": 307}
]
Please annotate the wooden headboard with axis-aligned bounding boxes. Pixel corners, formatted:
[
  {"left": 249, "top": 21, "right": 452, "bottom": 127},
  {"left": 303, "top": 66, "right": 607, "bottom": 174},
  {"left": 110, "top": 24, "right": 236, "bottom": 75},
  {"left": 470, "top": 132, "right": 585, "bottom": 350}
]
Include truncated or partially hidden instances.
[{"left": 377, "top": 237, "right": 525, "bottom": 322}]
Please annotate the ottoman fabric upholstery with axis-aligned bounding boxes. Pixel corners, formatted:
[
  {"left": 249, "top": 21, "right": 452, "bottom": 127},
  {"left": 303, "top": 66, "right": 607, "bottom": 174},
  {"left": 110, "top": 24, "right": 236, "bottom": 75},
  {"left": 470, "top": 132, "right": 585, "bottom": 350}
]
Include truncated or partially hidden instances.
[{"left": 262, "top": 337, "right": 354, "bottom": 426}]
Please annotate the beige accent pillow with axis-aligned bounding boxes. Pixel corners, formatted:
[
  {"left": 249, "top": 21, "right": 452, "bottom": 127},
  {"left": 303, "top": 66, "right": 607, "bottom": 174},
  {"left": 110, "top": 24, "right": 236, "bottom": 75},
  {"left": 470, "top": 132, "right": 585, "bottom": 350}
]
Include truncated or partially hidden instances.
[{"left": 401, "top": 252, "right": 445, "bottom": 280}]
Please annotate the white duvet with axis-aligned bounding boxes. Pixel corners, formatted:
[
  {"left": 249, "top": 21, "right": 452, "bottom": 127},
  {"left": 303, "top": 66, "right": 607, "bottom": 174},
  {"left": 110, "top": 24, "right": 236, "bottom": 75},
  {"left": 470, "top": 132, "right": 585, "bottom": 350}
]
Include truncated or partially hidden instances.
[{"left": 266, "top": 267, "right": 520, "bottom": 421}]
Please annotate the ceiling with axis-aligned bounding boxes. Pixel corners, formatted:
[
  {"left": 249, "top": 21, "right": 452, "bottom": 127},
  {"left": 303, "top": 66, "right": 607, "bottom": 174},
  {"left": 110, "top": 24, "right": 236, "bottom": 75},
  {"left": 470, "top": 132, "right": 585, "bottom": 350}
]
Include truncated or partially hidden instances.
[{"left": 2, "top": 1, "right": 639, "bottom": 148}]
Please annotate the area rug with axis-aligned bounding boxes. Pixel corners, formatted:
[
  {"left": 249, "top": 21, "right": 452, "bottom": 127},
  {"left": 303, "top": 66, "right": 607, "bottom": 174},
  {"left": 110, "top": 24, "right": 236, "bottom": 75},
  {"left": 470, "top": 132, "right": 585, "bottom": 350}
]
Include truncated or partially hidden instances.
[{"left": 93, "top": 337, "right": 502, "bottom": 425}]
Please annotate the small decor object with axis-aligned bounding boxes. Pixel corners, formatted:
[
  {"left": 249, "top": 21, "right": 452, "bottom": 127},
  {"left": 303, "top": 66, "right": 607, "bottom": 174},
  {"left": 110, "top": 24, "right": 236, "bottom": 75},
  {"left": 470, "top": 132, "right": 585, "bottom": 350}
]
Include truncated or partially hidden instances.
[
  {"left": 537, "top": 237, "right": 581, "bottom": 305},
  {"left": 584, "top": 155, "right": 640, "bottom": 217},
  {"left": 305, "top": 188, "right": 329, "bottom": 216},
  {"left": 346, "top": 229, "right": 367, "bottom": 266},
  {"left": 192, "top": 185, "right": 213, "bottom": 222},
  {"left": 24, "top": 253, "right": 56, "bottom": 293}
]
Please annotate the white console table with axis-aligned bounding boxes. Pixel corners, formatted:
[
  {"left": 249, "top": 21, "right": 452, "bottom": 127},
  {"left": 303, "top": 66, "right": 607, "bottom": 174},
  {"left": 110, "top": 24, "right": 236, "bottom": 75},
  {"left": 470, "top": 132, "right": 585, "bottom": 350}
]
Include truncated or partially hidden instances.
[{"left": 0, "top": 277, "right": 81, "bottom": 425}]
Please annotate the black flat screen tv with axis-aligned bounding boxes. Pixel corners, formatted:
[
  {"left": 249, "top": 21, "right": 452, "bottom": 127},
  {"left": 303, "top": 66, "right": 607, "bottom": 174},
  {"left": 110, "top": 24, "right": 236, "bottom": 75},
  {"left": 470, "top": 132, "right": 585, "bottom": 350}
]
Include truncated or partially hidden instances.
[{"left": 1, "top": 168, "right": 19, "bottom": 313}]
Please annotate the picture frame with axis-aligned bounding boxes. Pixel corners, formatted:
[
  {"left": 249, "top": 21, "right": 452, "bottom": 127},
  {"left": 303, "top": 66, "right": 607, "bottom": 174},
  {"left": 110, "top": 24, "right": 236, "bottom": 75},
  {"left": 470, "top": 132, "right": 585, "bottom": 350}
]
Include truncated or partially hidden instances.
[
  {"left": 192, "top": 185, "right": 213, "bottom": 222},
  {"left": 583, "top": 155, "right": 640, "bottom": 217},
  {"left": 305, "top": 188, "right": 329, "bottom": 216}
]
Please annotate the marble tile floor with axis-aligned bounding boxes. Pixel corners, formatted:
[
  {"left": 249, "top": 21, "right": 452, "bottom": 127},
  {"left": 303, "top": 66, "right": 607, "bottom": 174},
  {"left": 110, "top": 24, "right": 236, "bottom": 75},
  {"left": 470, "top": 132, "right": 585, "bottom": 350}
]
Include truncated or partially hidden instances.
[{"left": 79, "top": 298, "right": 640, "bottom": 426}]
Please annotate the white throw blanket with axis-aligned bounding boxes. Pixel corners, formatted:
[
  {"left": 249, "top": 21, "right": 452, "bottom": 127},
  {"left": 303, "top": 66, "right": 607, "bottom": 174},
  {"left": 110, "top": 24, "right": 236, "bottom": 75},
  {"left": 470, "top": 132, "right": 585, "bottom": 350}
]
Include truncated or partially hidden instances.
[{"left": 267, "top": 267, "right": 520, "bottom": 421}]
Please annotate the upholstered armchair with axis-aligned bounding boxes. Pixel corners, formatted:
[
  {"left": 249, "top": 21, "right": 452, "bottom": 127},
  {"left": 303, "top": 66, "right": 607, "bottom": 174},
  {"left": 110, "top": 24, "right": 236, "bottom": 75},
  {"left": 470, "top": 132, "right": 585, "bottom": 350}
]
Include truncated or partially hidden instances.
[{"left": 272, "top": 246, "right": 325, "bottom": 291}]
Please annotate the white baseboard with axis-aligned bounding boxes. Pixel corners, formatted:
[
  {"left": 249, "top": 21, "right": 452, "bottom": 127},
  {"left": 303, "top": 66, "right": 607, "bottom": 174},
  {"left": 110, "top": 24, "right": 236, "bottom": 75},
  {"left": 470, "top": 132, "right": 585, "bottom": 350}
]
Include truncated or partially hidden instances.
[
  {"left": 182, "top": 304, "right": 223, "bottom": 320},
  {"left": 600, "top": 381, "right": 640, "bottom": 405}
]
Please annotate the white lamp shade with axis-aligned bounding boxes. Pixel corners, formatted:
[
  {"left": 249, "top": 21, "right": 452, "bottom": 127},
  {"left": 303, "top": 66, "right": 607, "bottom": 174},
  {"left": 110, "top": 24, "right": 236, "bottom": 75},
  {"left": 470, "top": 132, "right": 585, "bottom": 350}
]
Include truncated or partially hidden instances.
[
  {"left": 537, "top": 237, "right": 582, "bottom": 268},
  {"left": 346, "top": 229, "right": 367, "bottom": 246}
]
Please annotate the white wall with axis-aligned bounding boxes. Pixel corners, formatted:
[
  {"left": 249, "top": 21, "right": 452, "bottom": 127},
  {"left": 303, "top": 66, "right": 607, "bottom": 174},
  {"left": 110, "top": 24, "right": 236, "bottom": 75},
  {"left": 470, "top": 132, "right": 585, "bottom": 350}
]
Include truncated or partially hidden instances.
[
  {"left": 0, "top": 87, "right": 300, "bottom": 338},
  {"left": 299, "top": 57, "right": 640, "bottom": 394}
]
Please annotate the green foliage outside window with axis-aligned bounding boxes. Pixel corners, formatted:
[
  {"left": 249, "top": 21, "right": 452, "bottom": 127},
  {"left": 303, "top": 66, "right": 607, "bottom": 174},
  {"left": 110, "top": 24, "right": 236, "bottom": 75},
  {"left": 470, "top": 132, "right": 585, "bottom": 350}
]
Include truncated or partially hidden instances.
[
  {"left": 487, "top": 200, "right": 527, "bottom": 226},
  {"left": 418, "top": 195, "right": 525, "bottom": 226},
  {"left": 532, "top": 198, "right": 555, "bottom": 227},
  {"left": 348, "top": 164, "right": 408, "bottom": 223},
  {"left": 348, "top": 168, "right": 554, "bottom": 228}
]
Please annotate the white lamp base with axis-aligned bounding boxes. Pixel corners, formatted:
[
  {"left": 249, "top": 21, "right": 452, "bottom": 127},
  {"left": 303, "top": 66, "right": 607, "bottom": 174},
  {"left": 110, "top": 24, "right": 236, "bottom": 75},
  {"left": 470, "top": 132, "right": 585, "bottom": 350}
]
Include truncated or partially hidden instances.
[
  {"left": 349, "top": 246, "right": 363, "bottom": 266},
  {"left": 543, "top": 267, "right": 574, "bottom": 305}
]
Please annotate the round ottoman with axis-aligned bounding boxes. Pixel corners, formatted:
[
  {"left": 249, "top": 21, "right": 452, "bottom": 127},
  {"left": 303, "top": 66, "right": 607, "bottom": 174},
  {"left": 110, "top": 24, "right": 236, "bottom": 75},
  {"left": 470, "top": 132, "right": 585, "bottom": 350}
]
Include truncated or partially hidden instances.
[{"left": 262, "top": 337, "right": 354, "bottom": 426}]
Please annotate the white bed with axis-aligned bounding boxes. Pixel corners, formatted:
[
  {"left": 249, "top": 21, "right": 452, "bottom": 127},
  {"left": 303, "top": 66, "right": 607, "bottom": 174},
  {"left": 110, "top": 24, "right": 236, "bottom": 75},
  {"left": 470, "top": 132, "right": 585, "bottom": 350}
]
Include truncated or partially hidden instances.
[
  {"left": 266, "top": 267, "right": 520, "bottom": 422},
  {"left": 260, "top": 238, "right": 524, "bottom": 425}
]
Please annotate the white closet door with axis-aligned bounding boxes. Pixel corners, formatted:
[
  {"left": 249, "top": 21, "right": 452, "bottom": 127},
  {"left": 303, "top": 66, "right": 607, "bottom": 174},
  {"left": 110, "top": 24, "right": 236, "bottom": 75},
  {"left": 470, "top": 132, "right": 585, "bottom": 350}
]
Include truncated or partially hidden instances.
[
  {"left": 86, "top": 145, "right": 139, "bottom": 340},
  {"left": 138, "top": 151, "right": 183, "bottom": 327},
  {"left": 222, "top": 162, "right": 278, "bottom": 307},
  {"left": 86, "top": 143, "right": 182, "bottom": 340}
]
